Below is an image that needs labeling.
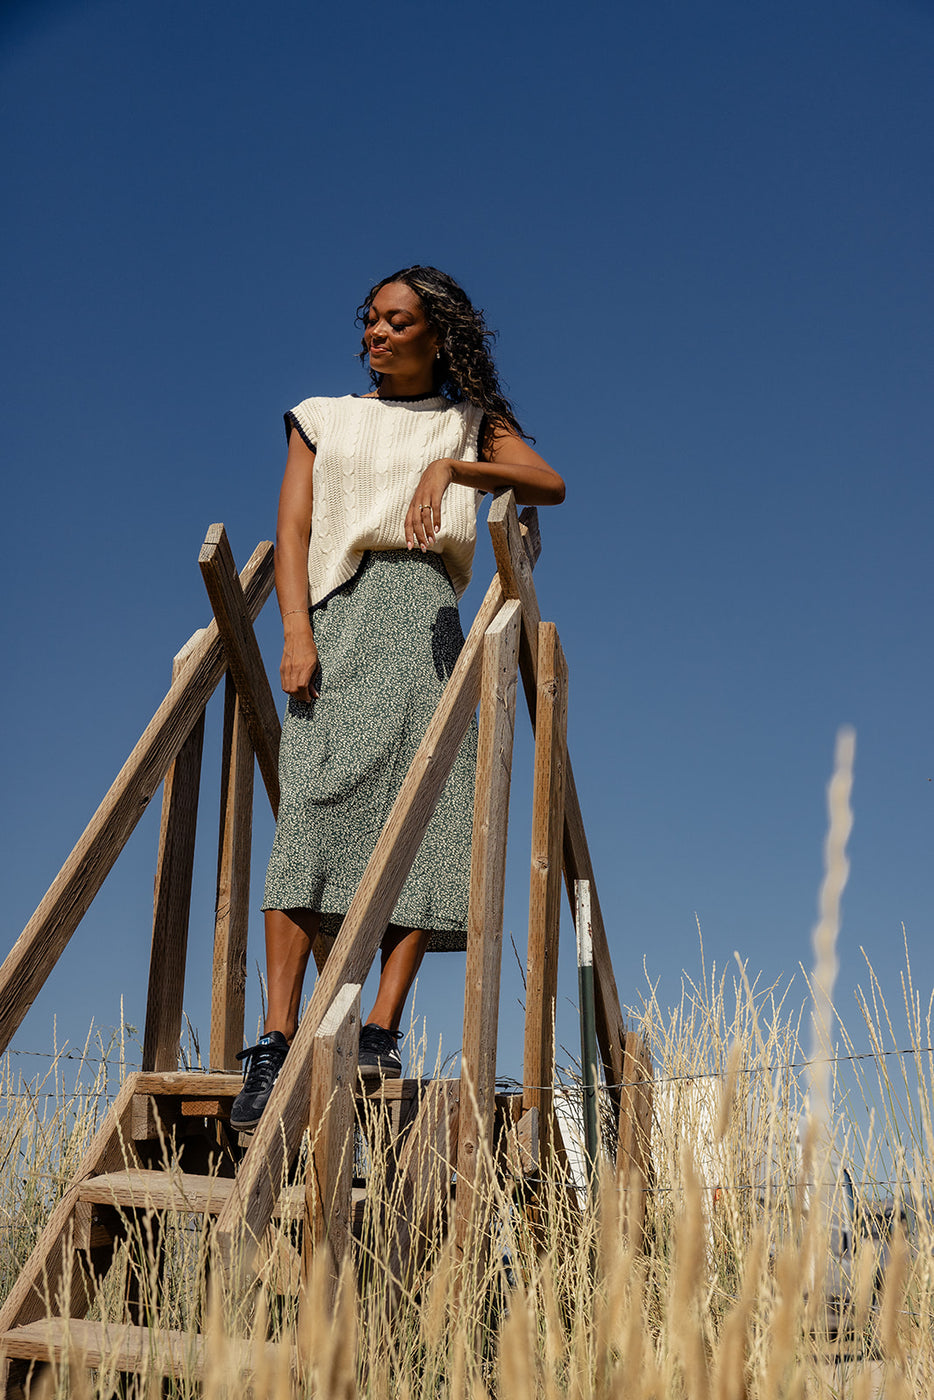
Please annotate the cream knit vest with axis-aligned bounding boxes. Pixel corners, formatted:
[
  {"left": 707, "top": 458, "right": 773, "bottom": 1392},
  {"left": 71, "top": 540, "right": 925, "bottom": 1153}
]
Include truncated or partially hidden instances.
[{"left": 287, "top": 394, "right": 485, "bottom": 605}]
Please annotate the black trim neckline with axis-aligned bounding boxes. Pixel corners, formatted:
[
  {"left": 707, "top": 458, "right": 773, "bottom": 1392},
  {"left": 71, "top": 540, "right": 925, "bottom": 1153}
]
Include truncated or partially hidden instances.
[{"left": 353, "top": 390, "right": 444, "bottom": 404}]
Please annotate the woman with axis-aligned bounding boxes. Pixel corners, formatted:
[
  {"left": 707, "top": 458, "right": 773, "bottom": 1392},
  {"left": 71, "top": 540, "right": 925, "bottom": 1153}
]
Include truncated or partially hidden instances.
[{"left": 231, "top": 267, "right": 564, "bottom": 1131}]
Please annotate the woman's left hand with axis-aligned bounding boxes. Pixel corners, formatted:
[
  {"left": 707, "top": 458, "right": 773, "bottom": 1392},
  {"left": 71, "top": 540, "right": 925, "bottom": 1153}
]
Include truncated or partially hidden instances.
[{"left": 405, "top": 459, "right": 455, "bottom": 551}]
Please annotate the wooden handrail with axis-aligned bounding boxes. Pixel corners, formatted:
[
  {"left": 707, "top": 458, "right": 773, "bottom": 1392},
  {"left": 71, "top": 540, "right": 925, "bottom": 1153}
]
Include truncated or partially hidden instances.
[
  {"left": 0, "top": 541, "right": 275, "bottom": 1055},
  {"left": 199, "top": 524, "right": 282, "bottom": 816}
]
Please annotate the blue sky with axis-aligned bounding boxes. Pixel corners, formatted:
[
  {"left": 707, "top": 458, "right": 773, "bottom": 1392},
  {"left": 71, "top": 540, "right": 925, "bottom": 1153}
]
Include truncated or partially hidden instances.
[{"left": 2, "top": 0, "right": 932, "bottom": 1090}]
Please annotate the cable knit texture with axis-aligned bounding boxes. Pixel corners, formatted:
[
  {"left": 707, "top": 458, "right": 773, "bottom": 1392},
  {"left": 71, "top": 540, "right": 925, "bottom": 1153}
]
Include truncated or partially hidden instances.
[{"left": 287, "top": 394, "right": 485, "bottom": 604}]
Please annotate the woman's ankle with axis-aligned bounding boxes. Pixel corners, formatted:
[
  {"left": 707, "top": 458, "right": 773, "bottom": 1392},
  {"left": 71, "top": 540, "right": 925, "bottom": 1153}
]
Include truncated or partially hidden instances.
[{"left": 263, "top": 1023, "right": 294, "bottom": 1042}]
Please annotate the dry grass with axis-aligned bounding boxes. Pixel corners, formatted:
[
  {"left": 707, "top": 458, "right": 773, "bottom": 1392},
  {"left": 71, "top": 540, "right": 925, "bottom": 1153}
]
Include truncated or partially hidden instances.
[
  {"left": 1, "top": 958, "right": 932, "bottom": 1398},
  {"left": 3, "top": 736, "right": 931, "bottom": 1394}
]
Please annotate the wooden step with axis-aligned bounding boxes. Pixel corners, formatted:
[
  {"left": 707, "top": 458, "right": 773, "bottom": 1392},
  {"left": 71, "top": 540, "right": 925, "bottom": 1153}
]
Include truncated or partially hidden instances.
[
  {"left": 78, "top": 1170, "right": 236, "bottom": 1216},
  {"left": 132, "top": 1071, "right": 422, "bottom": 1101},
  {"left": 134, "top": 1073, "right": 242, "bottom": 1098},
  {"left": 0, "top": 1317, "right": 289, "bottom": 1379},
  {"left": 76, "top": 1169, "right": 368, "bottom": 1225}
]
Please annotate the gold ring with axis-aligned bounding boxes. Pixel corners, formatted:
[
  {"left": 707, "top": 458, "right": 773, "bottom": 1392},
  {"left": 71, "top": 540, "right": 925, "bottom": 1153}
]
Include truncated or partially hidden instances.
[{"left": 420, "top": 504, "right": 431, "bottom": 510}]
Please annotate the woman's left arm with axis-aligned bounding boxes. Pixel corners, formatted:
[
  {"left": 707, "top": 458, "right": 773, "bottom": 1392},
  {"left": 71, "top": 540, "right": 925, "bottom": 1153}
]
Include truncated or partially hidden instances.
[{"left": 405, "top": 427, "right": 565, "bottom": 550}]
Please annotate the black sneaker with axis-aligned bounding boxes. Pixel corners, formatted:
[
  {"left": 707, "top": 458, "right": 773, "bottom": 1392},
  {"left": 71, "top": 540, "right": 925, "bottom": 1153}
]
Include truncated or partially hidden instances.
[
  {"left": 230, "top": 1031, "right": 289, "bottom": 1130},
  {"left": 357, "top": 1023, "right": 402, "bottom": 1080}
]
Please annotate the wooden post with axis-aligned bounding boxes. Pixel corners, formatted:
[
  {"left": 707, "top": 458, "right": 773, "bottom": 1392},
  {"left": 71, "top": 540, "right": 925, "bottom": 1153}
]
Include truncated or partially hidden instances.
[
  {"left": 142, "top": 638, "right": 207, "bottom": 1072},
  {"left": 214, "top": 575, "right": 506, "bottom": 1272},
  {"left": 617, "top": 1031, "right": 653, "bottom": 1246},
  {"left": 454, "top": 599, "right": 522, "bottom": 1258},
  {"left": 301, "top": 983, "right": 361, "bottom": 1318},
  {"left": 575, "top": 879, "right": 600, "bottom": 1186},
  {"left": 209, "top": 675, "right": 254, "bottom": 1071},
  {"left": 199, "top": 524, "right": 282, "bottom": 817},
  {"left": 489, "top": 494, "right": 544, "bottom": 718},
  {"left": 0, "top": 540, "right": 275, "bottom": 1056},
  {"left": 522, "top": 623, "right": 569, "bottom": 1161}
]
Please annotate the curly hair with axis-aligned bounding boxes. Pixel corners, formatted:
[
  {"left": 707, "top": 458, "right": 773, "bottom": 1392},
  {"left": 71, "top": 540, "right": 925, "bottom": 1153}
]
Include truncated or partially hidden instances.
[{"left": 355, "top": 266, "right": 531, "bottom": 444}]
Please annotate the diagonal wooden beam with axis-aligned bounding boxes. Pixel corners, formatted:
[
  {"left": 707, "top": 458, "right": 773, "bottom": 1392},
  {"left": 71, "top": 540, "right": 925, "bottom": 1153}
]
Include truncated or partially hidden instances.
[
  {"left": 0, "top": 540, "right": 275, "bottom": 1056},
  {"left": 489, "top": 491, "right": 627, "bottom": 1101},
  {"left": 454, "top": 598, "right": 522, "bottom": 1259},
  {"left": 199, "top": 524, "right": 281, "bottom": 816},
  {"left": 214, "top": 573, "right": 506, "bottom": 1272}
]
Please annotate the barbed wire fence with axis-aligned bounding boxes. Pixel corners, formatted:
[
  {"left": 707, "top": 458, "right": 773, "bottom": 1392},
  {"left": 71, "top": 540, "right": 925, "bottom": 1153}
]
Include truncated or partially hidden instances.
[{"left": 1, "top": 1036, "right": 931, "bottom": 1198}]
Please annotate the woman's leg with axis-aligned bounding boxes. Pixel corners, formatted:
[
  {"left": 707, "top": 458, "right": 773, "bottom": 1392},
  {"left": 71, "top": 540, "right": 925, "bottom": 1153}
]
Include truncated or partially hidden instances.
[
  {"left": 231, "top": 907, "right": 319, "bottom": 1129},
  {"left": 263, "top": 907, "right": 320, "bottom": 1040},
  {"left": 366, "top": 924, "right": 431, "bottom": 1032},
  {"left": 264, "top": 911, "right": 428, "bottom": 1041}
]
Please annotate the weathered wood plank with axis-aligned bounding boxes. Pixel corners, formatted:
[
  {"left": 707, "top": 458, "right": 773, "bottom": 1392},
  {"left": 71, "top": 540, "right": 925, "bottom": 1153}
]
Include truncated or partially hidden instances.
[
  {"left": 302, "top": 983, "right": 360, "bottom": 1314},
  {"left": 489, "top": 492, "right": 543, "bottom": 719},
  {"left": 74, "top": 1168, "right": 326, "bottom": 1221},
  {"left": 522, "top": 624, "right": 569, "bottom": 1160},
  {"left": 214, "top": 574, "right": 505, "bottom": 1271},
  {"left": 0, "top": 540, "right": 275, "bottom": 1055},
  {"left": 0, "top": 1318, "right": 267, "bottom": 1379},
  {"left": 454, "top": 600, "right": 521, "bottom": 1256},
  {"left": 356, "top": 1078, "right": 422, "bottom": 1105},
  {"left": 518, "top": 505, "right": 542, "bottom": 568},
  {"left": 617, "top": 1030, "right": 654, "bottom": 1245},
  {"left": 210, "top": 674, "right": 254, "bottom": 1071},
  {"left": 199, "top": 524, "right": 281, "bottom": 815},
  {"left": 76, "top": 1169, "right": 235, "bottom": 1215},
  {"left": 502, "top": 1106, "right": 540, "bottom": 1179},
  {"left": 133, "top": 1072, "right": 242, "bottom": 1097},
  {"left": 142, "top": 646, "right": 206, "bottom": 1072}
]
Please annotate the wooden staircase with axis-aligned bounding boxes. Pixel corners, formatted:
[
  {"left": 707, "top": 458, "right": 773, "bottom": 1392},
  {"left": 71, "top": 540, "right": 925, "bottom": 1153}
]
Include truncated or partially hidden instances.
[
  {"left": 0, "top": 493, "right": 653, "bottom": 1394},
  {"left": 0, "top": 1064, "right": 537, "bottom": 1393}
]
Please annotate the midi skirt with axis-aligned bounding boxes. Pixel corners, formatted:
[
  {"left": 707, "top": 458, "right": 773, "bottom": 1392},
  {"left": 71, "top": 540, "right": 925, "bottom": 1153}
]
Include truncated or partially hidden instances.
[{"left": 262, "top": 549, "right": 477, "bottom": 952}]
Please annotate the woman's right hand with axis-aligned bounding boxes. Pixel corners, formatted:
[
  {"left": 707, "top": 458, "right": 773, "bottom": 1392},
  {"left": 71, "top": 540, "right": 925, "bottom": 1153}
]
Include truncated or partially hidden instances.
[{"left": 281, "top": 624, "right": 320, "bottom": 702}]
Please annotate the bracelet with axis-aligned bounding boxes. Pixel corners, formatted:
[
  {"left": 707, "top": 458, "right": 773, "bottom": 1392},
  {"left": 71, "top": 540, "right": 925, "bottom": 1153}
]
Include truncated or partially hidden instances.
[{"left": 281, "top": 607, "right": 310, "bottom": 619}]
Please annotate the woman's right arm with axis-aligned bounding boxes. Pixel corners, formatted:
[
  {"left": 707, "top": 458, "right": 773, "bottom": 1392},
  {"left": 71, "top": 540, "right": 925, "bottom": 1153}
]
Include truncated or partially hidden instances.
[{"left": 275, "top": 428, "right": 319, "bottom": 702}]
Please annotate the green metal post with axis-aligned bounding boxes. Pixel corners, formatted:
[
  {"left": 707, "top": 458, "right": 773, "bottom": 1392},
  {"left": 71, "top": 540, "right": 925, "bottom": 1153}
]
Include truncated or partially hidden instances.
[{"left": 576, "top": 878, "right": 600, "bottom": 1187}]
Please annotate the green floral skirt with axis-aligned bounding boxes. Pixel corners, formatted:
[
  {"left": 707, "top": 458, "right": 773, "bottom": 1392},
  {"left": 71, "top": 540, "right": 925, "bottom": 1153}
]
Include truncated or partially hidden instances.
[{"left": 262, "top": 549, "right": 477, "bottom": 951}]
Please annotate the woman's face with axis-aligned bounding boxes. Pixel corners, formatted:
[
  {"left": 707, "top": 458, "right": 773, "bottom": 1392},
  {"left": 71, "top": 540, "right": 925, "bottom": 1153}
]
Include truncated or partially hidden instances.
[{"left": 363, "top": 281, "right": 438, "bottom": 387}]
